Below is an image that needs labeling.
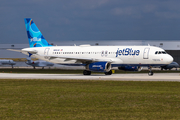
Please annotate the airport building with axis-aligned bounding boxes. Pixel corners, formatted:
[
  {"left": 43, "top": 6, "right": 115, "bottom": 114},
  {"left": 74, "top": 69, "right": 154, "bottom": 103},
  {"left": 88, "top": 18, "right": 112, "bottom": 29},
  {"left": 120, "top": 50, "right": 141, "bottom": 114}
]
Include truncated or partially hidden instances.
[{"left": 0, "top": 40, "right": 180, "bottom": 65}]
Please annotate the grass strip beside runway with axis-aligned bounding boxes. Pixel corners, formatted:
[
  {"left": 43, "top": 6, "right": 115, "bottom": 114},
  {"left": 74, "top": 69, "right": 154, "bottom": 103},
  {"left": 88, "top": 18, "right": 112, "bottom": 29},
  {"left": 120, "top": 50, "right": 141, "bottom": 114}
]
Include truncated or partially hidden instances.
[
  {"left": 0, "top": 79, "right": 180, "bottom": 119},
  {"left": 0, "top": 68, "right": 180, "bottom": 74}
]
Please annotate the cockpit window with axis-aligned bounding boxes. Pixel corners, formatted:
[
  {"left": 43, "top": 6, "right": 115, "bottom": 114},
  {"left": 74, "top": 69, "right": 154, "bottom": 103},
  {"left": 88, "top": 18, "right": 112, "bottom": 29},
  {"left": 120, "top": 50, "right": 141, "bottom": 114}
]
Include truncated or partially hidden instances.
[
  {"left": 162, "top": 51, "right": 166, "bottom": 54},
  {"left": 155, "top": 51, "right": 167, "bottom": 54}
]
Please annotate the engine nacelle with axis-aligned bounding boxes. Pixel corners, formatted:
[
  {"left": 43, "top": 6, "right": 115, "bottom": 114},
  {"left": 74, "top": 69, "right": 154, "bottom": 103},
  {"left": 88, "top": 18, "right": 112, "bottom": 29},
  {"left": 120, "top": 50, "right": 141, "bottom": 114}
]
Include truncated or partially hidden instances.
[
  {"left": 118, "top": 66, "right": 140, "bottom": 71},
  {"left": 87, "top": 62, "right": 111, "bottom": 72}
]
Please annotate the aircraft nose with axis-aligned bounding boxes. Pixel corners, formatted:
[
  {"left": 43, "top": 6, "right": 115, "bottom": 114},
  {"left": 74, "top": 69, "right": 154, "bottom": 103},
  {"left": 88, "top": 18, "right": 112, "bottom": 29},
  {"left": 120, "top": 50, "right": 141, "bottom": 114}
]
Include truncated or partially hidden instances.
[{"left": 168, "top": 54, "right": 173, "bottom": 63}]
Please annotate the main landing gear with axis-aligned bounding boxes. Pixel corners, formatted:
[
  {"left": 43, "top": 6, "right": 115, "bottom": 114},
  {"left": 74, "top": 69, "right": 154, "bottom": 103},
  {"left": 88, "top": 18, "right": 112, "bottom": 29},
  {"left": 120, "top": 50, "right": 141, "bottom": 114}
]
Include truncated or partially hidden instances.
[
  {"left": 83, "top": 70, "right": 113, "bottom": 75},
  {"left": 105, "top": 70, "right": 112, "bottom": 75},
  {"left": 148, "top": 67, "right": 154, "bottom": 76},
  {"left": 83, "top": 70, "right": 91, "bottom": 75}
]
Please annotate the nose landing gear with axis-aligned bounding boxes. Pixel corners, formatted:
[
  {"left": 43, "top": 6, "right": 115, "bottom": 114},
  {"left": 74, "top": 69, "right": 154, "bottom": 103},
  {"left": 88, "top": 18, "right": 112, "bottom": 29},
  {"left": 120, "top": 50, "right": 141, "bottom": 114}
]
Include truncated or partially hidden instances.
[
  {"left": 148, "top": 71, "right": 154, "bottom": 76},
  {"left": 148, "top": 66, "right": 153, "bottom": 76}
]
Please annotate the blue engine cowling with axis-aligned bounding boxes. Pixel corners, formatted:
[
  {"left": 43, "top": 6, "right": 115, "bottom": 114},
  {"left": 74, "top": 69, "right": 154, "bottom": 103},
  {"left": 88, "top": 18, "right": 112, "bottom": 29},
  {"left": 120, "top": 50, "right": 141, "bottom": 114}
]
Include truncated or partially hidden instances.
[
  {"left": 118, "top": 66, "right": 139, "bottom": 71},
  {"left": 87, "top": 62, "right": 111, "bottom": 72}
]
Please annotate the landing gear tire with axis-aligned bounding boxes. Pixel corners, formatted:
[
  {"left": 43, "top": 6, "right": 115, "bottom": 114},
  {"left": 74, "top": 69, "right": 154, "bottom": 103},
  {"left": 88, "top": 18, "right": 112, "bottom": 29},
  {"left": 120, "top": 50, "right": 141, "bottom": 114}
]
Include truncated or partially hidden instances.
[
  {"left": 105, "top": 70, "right": 112, "bottom": 75},
  {"left": 148, "top": 71, "right": 153, "bottom": 76},
  {"left": 148, "top": 66, "right": 154, "bottom": 76},
  {"left": 83, "top": 70, "right": 91, "bottom": 75}
]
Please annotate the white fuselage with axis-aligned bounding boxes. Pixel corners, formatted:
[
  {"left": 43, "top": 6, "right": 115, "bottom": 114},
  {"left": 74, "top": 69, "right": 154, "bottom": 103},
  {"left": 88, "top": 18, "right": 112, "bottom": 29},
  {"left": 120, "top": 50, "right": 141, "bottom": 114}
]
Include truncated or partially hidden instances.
[{"left": 22, "top": 45, "right": 173, "bottom": 67}]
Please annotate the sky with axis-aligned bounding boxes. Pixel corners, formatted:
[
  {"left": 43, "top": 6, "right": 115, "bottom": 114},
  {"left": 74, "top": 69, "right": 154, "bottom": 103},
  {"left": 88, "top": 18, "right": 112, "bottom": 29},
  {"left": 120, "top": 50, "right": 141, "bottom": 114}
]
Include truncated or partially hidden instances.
[{"left": 1, "top": 0, "right": 180, "bottom": 44}]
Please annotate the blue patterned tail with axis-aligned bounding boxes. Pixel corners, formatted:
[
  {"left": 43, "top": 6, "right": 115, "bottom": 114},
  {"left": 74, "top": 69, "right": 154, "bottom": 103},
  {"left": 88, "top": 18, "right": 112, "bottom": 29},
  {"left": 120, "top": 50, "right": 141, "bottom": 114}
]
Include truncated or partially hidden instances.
[{"left": 24, "top": 18, "right": 52, "bottom": 48}]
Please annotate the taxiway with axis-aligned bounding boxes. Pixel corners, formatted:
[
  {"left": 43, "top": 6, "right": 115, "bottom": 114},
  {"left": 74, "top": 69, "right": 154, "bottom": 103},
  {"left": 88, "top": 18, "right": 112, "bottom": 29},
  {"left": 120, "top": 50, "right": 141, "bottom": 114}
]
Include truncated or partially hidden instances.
[{"left": 0, "top": 73, "right": 180, "bottom": 81}]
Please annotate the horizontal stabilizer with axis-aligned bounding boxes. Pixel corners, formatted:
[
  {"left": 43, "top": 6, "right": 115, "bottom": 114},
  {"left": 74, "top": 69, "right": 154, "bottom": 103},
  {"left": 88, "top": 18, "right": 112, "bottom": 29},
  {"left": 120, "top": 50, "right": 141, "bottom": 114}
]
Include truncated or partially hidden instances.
[
  {"left": 7, "top": 49, "right": 22, "bottom": 52},
  {"left": 7, "top": 48, "right": 37, "bottom": 55}
]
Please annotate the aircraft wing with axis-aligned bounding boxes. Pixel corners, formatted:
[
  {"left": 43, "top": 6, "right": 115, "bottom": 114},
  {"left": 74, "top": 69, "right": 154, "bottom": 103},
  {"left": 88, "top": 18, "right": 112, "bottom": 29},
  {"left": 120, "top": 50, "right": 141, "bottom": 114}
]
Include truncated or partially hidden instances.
[{"left": 44, "top": 55, "right": 123, "bottom": 64}]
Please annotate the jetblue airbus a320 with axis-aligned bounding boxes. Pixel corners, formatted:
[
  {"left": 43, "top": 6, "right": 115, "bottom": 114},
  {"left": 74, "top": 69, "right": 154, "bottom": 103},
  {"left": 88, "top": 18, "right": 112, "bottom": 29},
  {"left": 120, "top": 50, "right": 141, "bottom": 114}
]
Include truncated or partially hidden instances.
[{"left": 9, "top": 18, "right": 173, "bottom": 76}]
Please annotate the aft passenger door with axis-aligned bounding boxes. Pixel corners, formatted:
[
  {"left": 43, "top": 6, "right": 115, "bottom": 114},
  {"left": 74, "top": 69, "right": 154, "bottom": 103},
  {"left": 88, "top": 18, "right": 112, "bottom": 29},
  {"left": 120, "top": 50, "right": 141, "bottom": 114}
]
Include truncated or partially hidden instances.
[
  {"left": 143, "top": 48, "right": 150, "bottom": 59},
  {"left": 44, "top": 48, "right": 50, "bottom": 59}
]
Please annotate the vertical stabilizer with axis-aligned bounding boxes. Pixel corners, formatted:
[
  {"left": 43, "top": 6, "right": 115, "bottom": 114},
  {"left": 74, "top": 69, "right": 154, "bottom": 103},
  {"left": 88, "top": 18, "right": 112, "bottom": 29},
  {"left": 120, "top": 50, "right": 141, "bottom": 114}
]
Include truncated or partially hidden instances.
[{"left": 24, "top": 18, "right": 52, "bottom": 48}]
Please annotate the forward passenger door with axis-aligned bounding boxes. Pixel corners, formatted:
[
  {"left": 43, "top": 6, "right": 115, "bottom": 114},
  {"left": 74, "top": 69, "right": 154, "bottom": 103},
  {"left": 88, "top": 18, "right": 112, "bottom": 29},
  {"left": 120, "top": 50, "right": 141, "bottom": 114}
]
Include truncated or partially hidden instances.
[{"left": 143, "top": 48, "right": 150, "bottom": 59}]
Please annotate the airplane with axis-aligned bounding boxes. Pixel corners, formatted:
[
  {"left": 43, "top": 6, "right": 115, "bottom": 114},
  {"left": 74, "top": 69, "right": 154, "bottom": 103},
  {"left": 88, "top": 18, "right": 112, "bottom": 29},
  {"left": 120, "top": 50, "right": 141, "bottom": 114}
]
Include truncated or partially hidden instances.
[
  {"left": 161, "top": 62, "right": 179, "bottom": 70},
  {"left": 0, "top": 59, "right": 16, "bottom": 68},
  {"left": 25, "top": 57, "right": 54, "bottom": 69},
  {"left": 8, "top": 18, "right": 173, "bottom": 76}
]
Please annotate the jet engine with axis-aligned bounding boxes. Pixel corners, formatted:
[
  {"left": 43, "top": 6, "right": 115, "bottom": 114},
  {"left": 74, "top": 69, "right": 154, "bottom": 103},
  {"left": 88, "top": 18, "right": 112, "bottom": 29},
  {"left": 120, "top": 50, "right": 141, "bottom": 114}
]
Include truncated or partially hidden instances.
[{"left": 87, "top": 62, "right": 111, "bottom": 72}]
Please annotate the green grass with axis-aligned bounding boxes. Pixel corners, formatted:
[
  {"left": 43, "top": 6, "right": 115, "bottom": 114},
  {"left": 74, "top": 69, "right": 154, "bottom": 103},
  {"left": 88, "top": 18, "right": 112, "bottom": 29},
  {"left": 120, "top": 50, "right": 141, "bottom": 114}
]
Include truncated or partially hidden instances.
[
  {"left": 0, "top": 80, "right": 180, "bottom": 119},
  {"left": 0, "top": 68, "right": 180, "bottom": 74},
  {"left": 0, "top": 68, "right": 84, "bottom": 74},
  {"left": 0, "top": 58, "right": 38, "bottom": 62}
]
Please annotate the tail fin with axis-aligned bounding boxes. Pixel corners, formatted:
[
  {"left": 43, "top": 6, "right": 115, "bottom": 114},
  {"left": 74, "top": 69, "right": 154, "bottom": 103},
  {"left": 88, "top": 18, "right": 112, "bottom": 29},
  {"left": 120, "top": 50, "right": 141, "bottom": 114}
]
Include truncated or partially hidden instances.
[{"left": 24, "top": 18, "right": 52, "bottom": 48}]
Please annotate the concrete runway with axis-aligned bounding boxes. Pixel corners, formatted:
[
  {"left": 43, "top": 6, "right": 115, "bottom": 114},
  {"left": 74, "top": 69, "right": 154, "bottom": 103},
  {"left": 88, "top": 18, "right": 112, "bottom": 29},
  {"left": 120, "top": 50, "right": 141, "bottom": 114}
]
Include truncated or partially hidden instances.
[{"left": 0, "top": 73, "right": 180, "bottom": 81}]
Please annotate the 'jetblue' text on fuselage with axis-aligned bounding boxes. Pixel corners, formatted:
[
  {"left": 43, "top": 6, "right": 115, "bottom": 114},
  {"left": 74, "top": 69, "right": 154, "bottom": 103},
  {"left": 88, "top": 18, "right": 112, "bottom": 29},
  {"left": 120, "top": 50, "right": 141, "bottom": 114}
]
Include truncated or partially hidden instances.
[{"left": 116, "top": 48, "right": 140, "bottom": 57}]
